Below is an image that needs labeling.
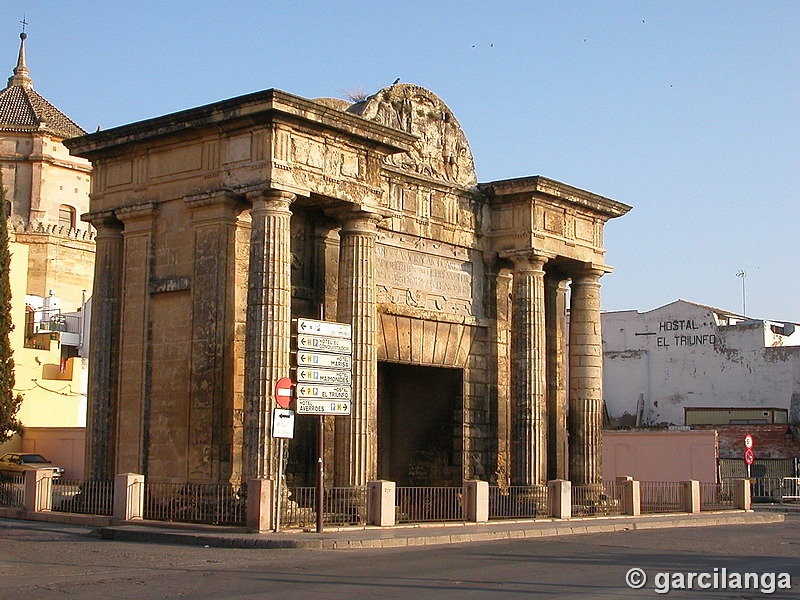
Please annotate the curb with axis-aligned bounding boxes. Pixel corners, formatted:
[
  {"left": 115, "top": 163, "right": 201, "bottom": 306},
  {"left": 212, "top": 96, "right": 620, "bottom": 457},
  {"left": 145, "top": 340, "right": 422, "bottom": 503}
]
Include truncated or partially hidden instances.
[{"left": 96, "top": 511, "right": 783, "bottom": 550}]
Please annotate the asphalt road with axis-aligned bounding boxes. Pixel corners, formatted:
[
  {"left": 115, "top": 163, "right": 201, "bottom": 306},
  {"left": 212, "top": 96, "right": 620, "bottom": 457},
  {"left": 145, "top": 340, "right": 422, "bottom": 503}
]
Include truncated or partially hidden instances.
[{"left": 1, "top": 514, "right": 798, "bottom": 599}]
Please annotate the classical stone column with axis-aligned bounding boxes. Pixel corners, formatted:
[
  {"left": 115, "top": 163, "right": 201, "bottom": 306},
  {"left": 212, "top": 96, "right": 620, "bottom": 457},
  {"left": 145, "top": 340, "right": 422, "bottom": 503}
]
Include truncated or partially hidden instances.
[
  {"left": 185, "top": 190, "right": 247, "bottom": 482},
  {"left": 82, "top": 211, "right": 124, "bottom": 481},
  {"left": 334, "top": 209, "right": 381, "bottom": 486},
  {"left": 545, "top": 274, "right": 569, "bottom": 481},
  {"left": 568, "top": 267, "right": 605, "bottom": 486},
  {"left": 242, "top": 189, "right": 294, "bottom": 480},
  {"left": 509, "top": 252, "right": 548, "bottom": 486}
]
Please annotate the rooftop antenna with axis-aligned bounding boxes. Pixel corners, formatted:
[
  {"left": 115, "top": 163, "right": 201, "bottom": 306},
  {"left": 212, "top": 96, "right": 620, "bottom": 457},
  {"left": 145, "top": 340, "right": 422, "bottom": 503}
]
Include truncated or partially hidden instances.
[{"left": 736, "top": 270, "right": 747, "bottom": 316}]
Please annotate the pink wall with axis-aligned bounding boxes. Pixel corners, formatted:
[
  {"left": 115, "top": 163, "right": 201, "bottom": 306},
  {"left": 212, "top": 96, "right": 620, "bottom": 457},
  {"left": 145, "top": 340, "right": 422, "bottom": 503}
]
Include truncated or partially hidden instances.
[
  {"left": 20, "top": 427, "right": 85, "bottom": 479},
  {"left": 603, "top": 430, "right": 718, "bottom": 483}
]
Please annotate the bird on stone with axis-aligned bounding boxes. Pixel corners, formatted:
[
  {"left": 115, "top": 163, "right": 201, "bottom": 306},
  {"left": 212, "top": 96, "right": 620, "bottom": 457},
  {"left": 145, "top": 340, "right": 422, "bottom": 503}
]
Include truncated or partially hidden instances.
[{"left": 393, "top": 78, "right": 401, "bottom": 85}]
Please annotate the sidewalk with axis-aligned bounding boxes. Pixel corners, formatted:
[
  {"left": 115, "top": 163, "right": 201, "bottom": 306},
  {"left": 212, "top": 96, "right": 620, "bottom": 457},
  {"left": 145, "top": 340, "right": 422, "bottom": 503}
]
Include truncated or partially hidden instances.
[{"left": 91, "top": 510, "right": 782, "bottom": 550}]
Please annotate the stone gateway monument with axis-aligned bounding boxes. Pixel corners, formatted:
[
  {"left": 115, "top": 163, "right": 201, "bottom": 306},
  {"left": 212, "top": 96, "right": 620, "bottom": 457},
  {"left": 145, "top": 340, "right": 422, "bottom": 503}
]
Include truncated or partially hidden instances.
[{"left": 66, "top": 84, "right": 631, "bottom": 489}]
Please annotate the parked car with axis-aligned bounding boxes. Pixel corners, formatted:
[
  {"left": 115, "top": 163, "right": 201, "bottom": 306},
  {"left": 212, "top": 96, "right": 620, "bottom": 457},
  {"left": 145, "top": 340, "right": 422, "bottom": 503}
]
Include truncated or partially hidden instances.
[{"left": 0, "top": 453, "right": 65, "bottom": 479}]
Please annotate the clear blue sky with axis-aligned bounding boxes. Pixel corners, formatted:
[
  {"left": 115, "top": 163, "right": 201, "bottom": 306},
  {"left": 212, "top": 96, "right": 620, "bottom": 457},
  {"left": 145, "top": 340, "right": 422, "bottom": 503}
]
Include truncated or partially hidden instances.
[{"left": 4, "top": 1, "right": 798, "bottom": 322}]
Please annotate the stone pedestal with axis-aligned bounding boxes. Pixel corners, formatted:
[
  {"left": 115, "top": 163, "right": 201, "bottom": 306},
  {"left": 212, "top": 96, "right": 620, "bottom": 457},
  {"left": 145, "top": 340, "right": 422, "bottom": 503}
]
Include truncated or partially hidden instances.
[
  {"left": 463, "top": 480, "right": 489, "bottom": 522},
  {"left": 334, "top": 209, "right": 381, "bottom": 486},
  {"left": 368, "top": 480, "right": 396, "bottom": 526},
  {"left": 243, "top": 190, "right": 294, "bottom": 480},
  {"left": 24, "top": 469, "right": 52, "bottom": 512},
  {"left": 113, "top": 473, "right": 144, "bottom": 520},
  {"left": 568, "top": 267, "right": 605, "bottom": 486},
  {"left": 734, "top": 478, "right": 751, "bottom": 510},
  {"left": 82, "top": 211, "right": 124, "bottom": 481},
  {"left": 681, "top": 480, "right": 701, "bottom": 513},
  {"left": 246, "top": 478, "right": 276, "bottom": 533},
  {"left": 547, "top": 479, "right": 572, "bottom": 519},
  {"left": 509, "top": 253, "right": 548, "bottom": 485}
]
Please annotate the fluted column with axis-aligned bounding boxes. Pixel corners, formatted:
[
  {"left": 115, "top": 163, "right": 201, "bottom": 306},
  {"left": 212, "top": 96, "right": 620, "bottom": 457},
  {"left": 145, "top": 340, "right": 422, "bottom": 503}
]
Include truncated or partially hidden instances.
[
  {"left": 334, "top": 209, "right": 381, "bottom": 486},
  {"left": 243, "top": 189, "right": 294, "bottom": 480},
  {"left": 82, "top": 211, "right": 124, "bottom": 481},
  {"left": 568, "top": 267, "right": 605, "bottom": 486},
  {"left": 509, "top": 252, "right": 548, "bottom": 485},
  {"left": 546, "top": 274, "right": 569, "bottom": 481}
]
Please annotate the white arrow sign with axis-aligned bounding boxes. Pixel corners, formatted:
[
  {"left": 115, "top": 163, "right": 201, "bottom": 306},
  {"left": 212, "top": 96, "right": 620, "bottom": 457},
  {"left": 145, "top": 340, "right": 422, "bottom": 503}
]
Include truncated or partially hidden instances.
[
  {"left": 296, "top": 399, "right": 351, "bottom": 415},
  {"left": 296, "top": 319, "right": 352, "bottom": 340},
  {"left": 296, "top": 351, "right": 352, "bottom": 370},
  {"left": 297, "top": 384, "right": 352, "bottom": 400},
  {"left": 296, "top": 368, "right": 352, "bottom": 385},
  {"left": 297, "top": 335, "right": 352, "bottom": 355}
]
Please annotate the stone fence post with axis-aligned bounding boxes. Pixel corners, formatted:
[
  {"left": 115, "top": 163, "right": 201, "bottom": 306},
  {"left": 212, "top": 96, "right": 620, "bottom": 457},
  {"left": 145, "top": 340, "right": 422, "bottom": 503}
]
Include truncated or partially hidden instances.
[
  {"left": 463, "top": 480, "right": 489, "bottom": 523},
  {"left": 367, "top": 480, "right": 396, "bottom": 526},
  {"left": 681, "top": 480, "right": 700, "bottom": 514},
  {"left": 734, "top": 478, "right": 751, "bottom": 510},
  {"left": 547, "top": 479, "right": 571, "bottom": 519},
  {"left": 247, "top": 478, "right": 275, "bottom": 533},
  {"left": 621, "top": 479, "right": 641, "bottom": 516},
  {"left": 24, "top": 469, "right": 53, "bottom": 512},
  {"left": 114, "top": 473, "right": 144, "bottom": 520}
]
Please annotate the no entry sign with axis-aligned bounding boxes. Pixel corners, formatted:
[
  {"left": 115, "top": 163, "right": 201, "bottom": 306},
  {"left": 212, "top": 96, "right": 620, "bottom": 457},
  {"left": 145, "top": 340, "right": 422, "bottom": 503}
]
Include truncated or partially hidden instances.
[{"left": 275, "top": 377, "right": 294, "bottom": 409}]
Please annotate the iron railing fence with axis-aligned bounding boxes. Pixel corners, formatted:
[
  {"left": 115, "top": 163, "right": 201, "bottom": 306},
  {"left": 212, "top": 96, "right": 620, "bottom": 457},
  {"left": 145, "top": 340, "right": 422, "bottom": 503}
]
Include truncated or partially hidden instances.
[
  {"left": 396, "top": 486, "right": 463, "bottom": 523},
  {"left": 640, "top": 481, "right": 683, "bottom": 514},
  {"left": 699, "top": 482, "right": 734, "bottom": 511},
  {"left": 144, "top": 482, "right": 246, "bottom": 526},
  {"left": 488, "top": 485, "right": 547, "bottom": 519},
  {"left": 0, "top": 474, "right": 24, "bottom": 508},
  {"left": 51, "top": 479, "right": 113, "bottom": 515},
  {"left": 281, "top": 486, "right": 368, "bottom": 528},
  {"left": 781, "top": 477, "right": 800, "bottom": 502},
  {"left": 571, "top": 483, "right": 623, "bottom": 517}
]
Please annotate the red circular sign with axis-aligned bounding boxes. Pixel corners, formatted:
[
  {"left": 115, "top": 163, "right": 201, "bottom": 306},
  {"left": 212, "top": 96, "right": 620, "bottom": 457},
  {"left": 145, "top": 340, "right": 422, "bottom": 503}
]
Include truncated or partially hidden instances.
[
  {"left": 744, "top": 434, "right": 754, "bottom": 450},
  {"left": 275, "top": 377, "right": 294, "bottom": 409},
  {"left": 744, "top": 448, "right": 755, "bottom": 466}
]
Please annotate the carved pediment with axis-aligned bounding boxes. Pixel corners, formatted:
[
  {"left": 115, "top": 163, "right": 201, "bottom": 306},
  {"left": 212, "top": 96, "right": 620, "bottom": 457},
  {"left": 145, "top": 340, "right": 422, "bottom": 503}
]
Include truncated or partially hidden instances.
[{"left": 348, "top": 84, "right": 477, "bottom": 188}]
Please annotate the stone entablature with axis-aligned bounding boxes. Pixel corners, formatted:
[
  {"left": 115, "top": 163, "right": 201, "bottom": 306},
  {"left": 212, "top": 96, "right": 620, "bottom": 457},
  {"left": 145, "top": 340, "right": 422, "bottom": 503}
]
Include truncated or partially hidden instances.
[{"left": 66, "top": 84, "right": 631, "bottom": 488}]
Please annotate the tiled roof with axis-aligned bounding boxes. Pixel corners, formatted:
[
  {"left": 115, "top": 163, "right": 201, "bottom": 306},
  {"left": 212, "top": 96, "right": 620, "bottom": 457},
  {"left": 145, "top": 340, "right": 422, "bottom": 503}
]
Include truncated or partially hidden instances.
[{"left": 0, "top": 84, "right": 86, "bottom": 139}]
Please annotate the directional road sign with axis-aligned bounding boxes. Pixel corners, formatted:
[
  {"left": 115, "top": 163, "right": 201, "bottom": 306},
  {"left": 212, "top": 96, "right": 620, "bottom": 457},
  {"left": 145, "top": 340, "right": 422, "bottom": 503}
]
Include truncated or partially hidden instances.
[
  {"left": 296, "top": 399, "right": 351, "bottom": 415},
  {"left": 271, "top": 408, "right": 295, "bottom": 438},
  {"left": 296, "top": 351, "right": 351, "bottom": 370},
  {"left": 297, "top": 368, "right": 352, "bottom": 385},
  {"left": 297, "top": 384, "right": 352, "bottom": 401},
  {"left": 297, "top": 334, "right": 352, "bottom": 355},
  {"left": 296, "top": 319, "right": 352, "bottom": 339}
]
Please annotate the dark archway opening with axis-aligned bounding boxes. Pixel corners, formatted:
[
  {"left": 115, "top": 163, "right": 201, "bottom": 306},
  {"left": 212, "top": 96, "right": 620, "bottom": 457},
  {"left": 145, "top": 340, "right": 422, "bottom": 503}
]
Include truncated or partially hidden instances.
[{"left": 378, "top": 362, "right": 462, "bottom": 486}]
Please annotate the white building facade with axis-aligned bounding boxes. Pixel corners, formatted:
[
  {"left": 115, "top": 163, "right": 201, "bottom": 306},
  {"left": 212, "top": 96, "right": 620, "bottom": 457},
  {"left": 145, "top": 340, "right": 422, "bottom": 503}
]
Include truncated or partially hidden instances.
[{"left": 602, "top": 300, "right": 800, "bottom": 427}]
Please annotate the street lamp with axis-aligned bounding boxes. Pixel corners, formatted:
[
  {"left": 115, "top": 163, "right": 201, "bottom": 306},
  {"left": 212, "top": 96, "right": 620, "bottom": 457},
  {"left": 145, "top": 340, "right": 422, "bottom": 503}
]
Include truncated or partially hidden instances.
[{"left": 736, "top": 270, "right": 747, "bottom": 316}]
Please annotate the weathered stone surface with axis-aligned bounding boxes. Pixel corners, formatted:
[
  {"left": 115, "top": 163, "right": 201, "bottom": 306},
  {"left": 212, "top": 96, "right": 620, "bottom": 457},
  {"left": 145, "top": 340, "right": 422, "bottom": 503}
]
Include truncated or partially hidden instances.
[{"left": 67, "top": 84, "right": 631, "bottom": 487}]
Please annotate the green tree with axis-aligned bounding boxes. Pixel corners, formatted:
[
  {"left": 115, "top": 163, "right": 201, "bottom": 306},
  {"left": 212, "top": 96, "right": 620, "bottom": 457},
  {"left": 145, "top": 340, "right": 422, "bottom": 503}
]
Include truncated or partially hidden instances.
[{"left": 0, "top": 171, "right": 23, "bottom": 442}]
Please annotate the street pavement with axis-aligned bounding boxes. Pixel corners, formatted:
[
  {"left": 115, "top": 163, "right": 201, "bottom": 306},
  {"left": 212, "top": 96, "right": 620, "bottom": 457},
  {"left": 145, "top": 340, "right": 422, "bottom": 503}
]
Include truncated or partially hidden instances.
[{"left": 1, "top": 511, "right": 798, "bottom": 599}]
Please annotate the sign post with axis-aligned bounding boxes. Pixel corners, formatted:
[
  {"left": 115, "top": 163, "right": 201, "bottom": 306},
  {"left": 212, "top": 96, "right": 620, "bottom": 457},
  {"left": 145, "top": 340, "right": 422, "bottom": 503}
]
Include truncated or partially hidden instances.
[
  {"left": 271, "top": 382, "right": 295, "bottom": 533},
  {"left": 744, "top": 434, "right": 755, "bottom": 479},
  {"left": 293, "top": 314, "right": 353, "bottom": 533}
]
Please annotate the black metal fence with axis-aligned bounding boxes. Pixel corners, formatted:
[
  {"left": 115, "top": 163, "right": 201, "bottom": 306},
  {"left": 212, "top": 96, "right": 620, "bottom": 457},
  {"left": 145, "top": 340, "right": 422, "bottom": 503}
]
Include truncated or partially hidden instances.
[
  {"left": 281, "top": 486, "right": 368, "bottom": 528},
  {"left": 640, "top": 481, "right": 683, "bottom": 514},
  {"left": 488, "top": 485, "right": 548, "bottom": 519},
  {"left": 144, "top": 482, "right": 246, "bottom": 526},
  {"left": 0, "top": 474, "right": 24, "bottom": 508},
  {"left": 51, "top": 479, "right": 113, "bottom": 515},
  {"left": 396, "top": 487, "right": 463, "bottom": 523}
]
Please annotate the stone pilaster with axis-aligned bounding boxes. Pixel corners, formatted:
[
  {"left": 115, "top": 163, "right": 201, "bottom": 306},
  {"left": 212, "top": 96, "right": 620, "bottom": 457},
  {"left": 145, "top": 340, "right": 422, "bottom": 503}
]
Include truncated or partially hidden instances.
[
  {"left": 185, "top": 190, "right": 247, "bottom": 482},
  {"left": 115, "top": 202, "right": 160, "bottom": 476},
  {"left": 568, "top": 267, "right": 605, "bottom": 486},
  {"left": 81, "top": 210, "right": 124, "bottom": 481},
  {"left": 509, "top": 252, "right": 548, "bottom": 486},
  {"left": 545, "top": 274, "right": 569, "bottom": 481},
  {"left": 242, "top": 190, "right": 294, "bottom": 480},
  {"left": 334, "top": 209, "right": 381, "bottom": 486}
]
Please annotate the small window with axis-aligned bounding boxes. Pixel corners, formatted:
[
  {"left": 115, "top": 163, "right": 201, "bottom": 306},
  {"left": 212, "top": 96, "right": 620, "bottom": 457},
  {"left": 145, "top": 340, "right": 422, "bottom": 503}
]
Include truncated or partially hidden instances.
[{"left": 58, "top": 204, "right": 76, "bottom": 229}]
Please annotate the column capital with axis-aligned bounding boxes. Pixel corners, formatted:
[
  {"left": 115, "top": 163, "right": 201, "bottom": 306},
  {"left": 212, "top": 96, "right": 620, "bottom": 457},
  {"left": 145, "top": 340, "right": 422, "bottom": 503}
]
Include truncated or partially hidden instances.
[
  {"left": 81, "top": 210, "right": 123, "bottom": 236},
  {"left": 115, "top": 201, "right": 160, "bottom": 223},
  {"left": 246, "top": 188, "right": 295, "bottom": 213},
  {"left": 335, "top": 204, "right": 387, "bottom": 235},
  {"left": 571, "top": 264, "right": 611, "bottom": 283},
  {"left": 501, "top": 249, "right": 553, "bottom": 272}
]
